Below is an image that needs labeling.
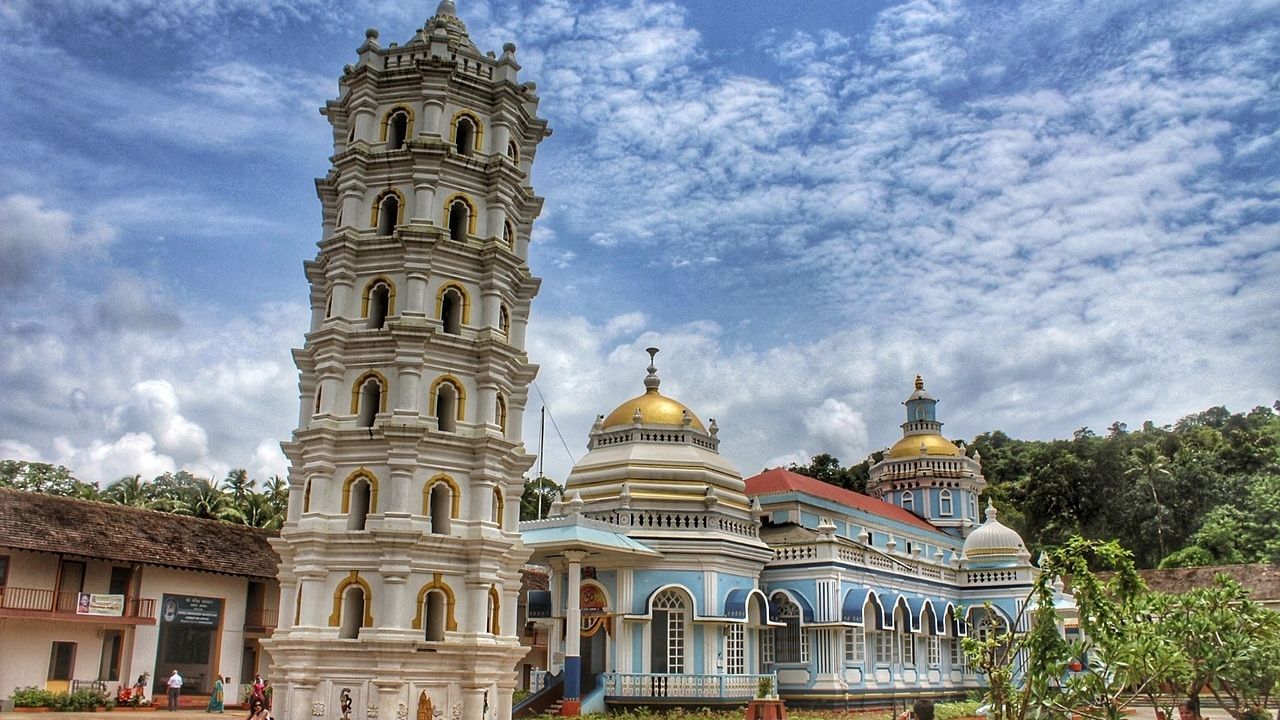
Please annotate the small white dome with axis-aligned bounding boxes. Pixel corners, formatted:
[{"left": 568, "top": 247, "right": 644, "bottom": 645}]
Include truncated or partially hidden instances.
[{"left": 963, "top": 502, "right": 1027, "bottom": 560}]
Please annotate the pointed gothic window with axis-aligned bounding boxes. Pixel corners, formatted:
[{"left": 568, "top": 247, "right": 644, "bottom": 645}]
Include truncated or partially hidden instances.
[
  {"left": 376, "top": 193, "right": 399, "bottom": 235},
  {"left": 939, "top": 489, "right": 953, "bottom": 516},
  {"left": 901, "top": 490, "right": 915, "bottom": 514}
]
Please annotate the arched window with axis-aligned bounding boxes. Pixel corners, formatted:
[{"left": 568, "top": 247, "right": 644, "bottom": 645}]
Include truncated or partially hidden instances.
[
  {"left": 491, "top": 487, "right": 504, "bottom": 526},
  {"left": 651, "top": 589, "right": 689, "bottom": 674},
  {"left": 897, "top": 604, "right": 915, "bottom": 669},
  {"left": 445, "top": 197, "right": 474, "bottom": 241},
  {"left": 313, "top": 387, "right": 323, "bottom": 415},
  {"left": 341, "top": 470, "right": 378, "bottom": 531},
  {"left": 939, "top": 489, "right": 953, "bottom": 516},
  {"left": 329, "top": 573, "right": 373, "bottom": 639},
  {"left": 383, "top": 107, "right": 413, "bottom": 150},
  {"left": 362, "top": 278, "right": 395, "bottom": 330},
  {"left": 302, "top": 480, "right": 312, "bottom": 513},
  {"left": 495, "top": 394, "right": 508, "bottom": 435},
  {"left": 452, "top": 113, "right": 481, "bottom": 156},
  {"left": 772, "top": 593, "right": 807, "bottom": 664},
  {"left": 502, "top": 219, "right": 515, "bottom": 249},
  {"left": 347, "top": 126, "right": 355, "bottom": 144},
  {"left": 412, "top": 575, "right": 458, "bottom": 643},
  {"left": 506, "top": 140, "right": 519, "bottom": 162},
  {"left": 351, "top": 372, "right": 387, "bottom": 427},
  {"left": 436, "top": 283, "right": 470, "bottom": 334},
  {"left": 373, "top": 190, "right": 402, "bottom": 236},
  {"left": 901, "top": 490, "right": 915, "bottom": 514},
  {"left": 424, "top": 474, "right": 459, "bottom": 535},
  {"left": 498, "top": 305, "right": 510, "bottom": 336},
  {"left": 431, "top": 376, "right": 464, "bottom": 432},
  {"left": 486, "top": 586, "right": 501, "bottom": 634}
]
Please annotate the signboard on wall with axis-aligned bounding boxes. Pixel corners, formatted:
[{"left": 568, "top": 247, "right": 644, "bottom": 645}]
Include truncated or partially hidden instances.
[
  {"left": 76, "top": 593, "right": 125, "bottom": 617},
  {"left": 160, "top": 595, "right": 224, "bottom": 627}
]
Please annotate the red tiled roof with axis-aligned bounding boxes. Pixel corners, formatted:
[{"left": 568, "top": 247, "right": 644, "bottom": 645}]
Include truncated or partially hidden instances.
[
  {"left": 0, "top": 488, "right": 280, "bottom": 579},
  {"left": 745, "top": 467, "right": 939, "bottom": 533}
]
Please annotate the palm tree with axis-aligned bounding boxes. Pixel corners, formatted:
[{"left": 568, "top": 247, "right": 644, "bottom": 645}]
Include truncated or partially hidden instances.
[
  {"left": 102, "top": 475, "right": 151, "bottom": 507},
  {"left": 1126, "top": 445, "right": 1172, "bottom": 561},
  {"left": 223, "top": 469, "right": 254, "bottom": 507},
  {"left": 172, "top": 477, "right": 244, "bottom": 523}
]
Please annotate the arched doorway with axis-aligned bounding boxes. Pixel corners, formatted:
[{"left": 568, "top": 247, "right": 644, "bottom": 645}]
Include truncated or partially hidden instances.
[{"left": 580, "top": 584, "right": 609, "bottom": 695}]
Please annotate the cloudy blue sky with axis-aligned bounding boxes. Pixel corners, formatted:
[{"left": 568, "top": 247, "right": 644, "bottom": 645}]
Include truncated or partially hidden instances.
[{"left": 0, "top": 0, "right": 1277, "bottom": 487}]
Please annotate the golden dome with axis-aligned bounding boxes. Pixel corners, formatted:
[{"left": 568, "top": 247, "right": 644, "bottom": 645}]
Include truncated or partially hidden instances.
[
  {"left": 602, "top": 388, "right": 706, "bottom": 432},
  {"left": 887, "top": 432, "right": 961, "bottom": 459}
]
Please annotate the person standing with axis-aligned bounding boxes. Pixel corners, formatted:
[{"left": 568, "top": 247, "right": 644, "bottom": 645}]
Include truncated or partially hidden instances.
[
  {"left": 166, "top": 670, "right": 183, "bottom": 712},
  {"left": 206, "top": 674, "right": 224, "bottom": 713},
  {"left": 897, "top": 699, "right": 936, "bottom": 720}
]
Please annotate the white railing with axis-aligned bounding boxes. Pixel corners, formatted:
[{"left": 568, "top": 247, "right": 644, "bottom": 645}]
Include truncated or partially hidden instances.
[
  {"left": 601, "top": 672, "right": 774, "bottom": 700},
  {"left": 772, "top": 542, "right": 964, "bottom": 583},
  {"left": 529, "top": 669, "right": 550, "bottom": 693}
]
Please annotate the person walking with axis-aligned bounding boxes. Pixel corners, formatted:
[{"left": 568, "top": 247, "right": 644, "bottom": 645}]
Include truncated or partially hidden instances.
[
  {"left": 206, "top": 674, "right": 225, "bottom": 713},
  {"left": 166, "top": 670, "right": 183, "bottom": 712}
]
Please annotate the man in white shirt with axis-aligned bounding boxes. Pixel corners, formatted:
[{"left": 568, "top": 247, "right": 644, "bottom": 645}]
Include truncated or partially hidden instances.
[{"left": 166, "top": 670, "right": 183, "bottom": 711}]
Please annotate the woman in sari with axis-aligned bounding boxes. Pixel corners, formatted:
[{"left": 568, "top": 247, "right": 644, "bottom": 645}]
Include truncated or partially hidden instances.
[{"left": 206, "top": 675, "right": 224, "bottom": 713}]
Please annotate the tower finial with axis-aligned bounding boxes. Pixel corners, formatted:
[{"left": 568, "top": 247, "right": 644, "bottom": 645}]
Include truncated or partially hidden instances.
[
  {"left": 435, "top": 0, "right": 457, "bottom": 17},
  {"left": 915, "top": 374, "right": 924, "bottom": 391},
  {"left": 643, "top": 347, "right": 660, "bottom": 392}
]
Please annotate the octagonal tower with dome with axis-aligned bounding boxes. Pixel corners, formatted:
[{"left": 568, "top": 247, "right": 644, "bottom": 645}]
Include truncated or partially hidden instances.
[{"left": 867, "top": 376, "right": 987, "bottom": 536}]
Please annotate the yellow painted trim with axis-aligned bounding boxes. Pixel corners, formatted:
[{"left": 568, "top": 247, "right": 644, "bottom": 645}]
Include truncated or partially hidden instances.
[
  {"left": 492, "top": 486, "right": 505, "bottom": 524},
  {"left": 423, "top": 473, "right": 462, "bottom": 518},
  {"left": 434, "top": 282, "right": 473, "bottom": 326},
  {"left": 340, "top": 468, "right": 379, "bottom": 515},
  {"left": 495, "top": 394, "right": 508, "bottom": 434},
  {"left": 441, "top": 193, "right": 478, "bottom": 236},
  {"left": 449, "top": 110, "right": 484, "bottom": 153},
  {"left": 370, "top": 188, "right": 407, "bottom": 227},
  {"left": 412, "top": 573, "right": 458, "bottom": 632},
  {"left": 360, "top": 276, "right": 397, "bottom": 318},
  {"left": 487, "top": 585, "right": 501, "bottom": 635},
  {"left": 328, "top": 570, "right": 374, "bottom": 627},
  {"left": 378, "top": 105, "right": 416, "bottom": 142},
  {"left": 349, "top": 370, "right": 390, "bottom": 414},
  {"left": 428, "top": 375, "right": 467, "bottom": 422}
]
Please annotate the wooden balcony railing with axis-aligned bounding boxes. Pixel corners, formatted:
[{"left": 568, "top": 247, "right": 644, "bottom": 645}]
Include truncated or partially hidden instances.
[
  {"left": 244, "top": 607, "right": 278, "bottom": 632},
  {"left": 0, "top": 586, "right": 156, "bottom": 623}
]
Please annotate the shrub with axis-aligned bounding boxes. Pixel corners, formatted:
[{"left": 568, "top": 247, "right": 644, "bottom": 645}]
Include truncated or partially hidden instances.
[
  {"left": 11, "top": 686, "right": 54, "bottom": 708},
  {"left": 935, "top": 701, "right": 982, "bottom": 720}
]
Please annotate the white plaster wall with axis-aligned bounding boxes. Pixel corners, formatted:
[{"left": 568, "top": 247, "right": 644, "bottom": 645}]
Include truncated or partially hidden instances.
[
  {"left": 0, "top": 617, "right": 108, "bottom": 692},
  {"left": 134, "top": 567, "right": 251, "bottom": 705}
]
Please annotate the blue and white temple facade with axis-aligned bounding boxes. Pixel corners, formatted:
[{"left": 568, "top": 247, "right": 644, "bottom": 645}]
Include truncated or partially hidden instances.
[{"left": 520, "top": 360, "right": 1036, "bottom": 714}]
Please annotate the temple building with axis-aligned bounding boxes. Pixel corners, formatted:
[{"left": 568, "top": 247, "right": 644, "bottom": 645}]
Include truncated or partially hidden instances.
[
  {"left": 263, "top": 3, "right": 550, "bottom": 720},
  {"left": 519, "top": 362, "right": 1036, "bottom": 714}
]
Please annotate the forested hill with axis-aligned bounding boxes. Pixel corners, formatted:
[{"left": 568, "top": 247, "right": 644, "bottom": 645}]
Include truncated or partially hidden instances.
[{"left": 786, "top": 403, "right": 1280, "bottom": 569}]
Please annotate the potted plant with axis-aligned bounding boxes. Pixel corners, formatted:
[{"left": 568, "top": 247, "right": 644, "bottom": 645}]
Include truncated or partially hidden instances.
[{"left": 756, "top": 676, "right": 774, "bottom": 699}]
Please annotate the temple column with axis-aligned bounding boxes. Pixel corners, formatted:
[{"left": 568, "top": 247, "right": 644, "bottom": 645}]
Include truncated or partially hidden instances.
[{"left": 562, "top": 550, "right": 586, "bottom": 716}]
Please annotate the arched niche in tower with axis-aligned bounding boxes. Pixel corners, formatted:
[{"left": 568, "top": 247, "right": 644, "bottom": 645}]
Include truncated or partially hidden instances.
[
  {"left": 381, "top": 106, "right": 414, "bottom": 151},
  {"left": 341, "top": 470, "right": 379, "bottom": 531},
  {"left": 502, "top": 219, "right": 515, "bottom": 250},
  {"left": 506, "top": 140, "right": 519, "bottom": 163},
  {"left": 329, "top": 572, "right": 374, "bottom": 639},
  {"left": 435, "top": 282, "right": 471, "bottom": 334},
  {"left": 443, "top": 194, "right": 476, "bottom": 242},
  {"left": 423, "top": 473, "right": 461, "bottom": 535},
  {"left": 413, "top": 575, "right": 458, "bottom": 641},
  {"left": 486, "top": 585, "right": 501, "bottom": 635},
  {"left": 372, "top": 189, "right": 405, "bottom": 236},
  {"left": 494, "top": 393, "right": 508, "bottom": 435},
  {"left": 491, "top": 486, "right": 504, "bottom": 526},
  {"left": 351, "top": 371, "right": 388, "bottom": 427},
  {"left": 361, "top": 277, "right": 396, "bottom": 330},
  {"left": 450, "top": 111, "right": 483, "bottom": 156},
  {"left": 498, "top": 304, "right": 510, "bottom": 337}
]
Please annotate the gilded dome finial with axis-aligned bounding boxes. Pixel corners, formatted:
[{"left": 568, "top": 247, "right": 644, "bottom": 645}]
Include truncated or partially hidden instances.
[
  {"left": 643, "top": 347, "right": 661, "bottom": 393},
  {"left": 914, "top": 374, "right": 924, "bottom": 391}
]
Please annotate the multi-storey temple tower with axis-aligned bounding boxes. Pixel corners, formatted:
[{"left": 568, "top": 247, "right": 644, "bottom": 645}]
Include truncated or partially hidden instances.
[{"left": 263, "top": 3, "right": 549, "bottom": 719}]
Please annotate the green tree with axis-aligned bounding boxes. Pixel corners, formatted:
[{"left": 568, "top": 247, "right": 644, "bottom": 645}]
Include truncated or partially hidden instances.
[
  {"left": 168, "top": 476, "right": 244, "bottom": 523},
  {"left": 101, "top": 474, "right": 152, "bottom": 508},
  {"left": 1125, "top": 445, "right": 1172, "bottom": 562},
  {"left": 224, "top": 469, "right": 254, "bottom": 506},
  {"left": 520, "top": 475, "right": 561, "bottom": 521},
  {"left": 0, "top": 460, "right": 99, "bottom": 498},
  {"left": 785, "top": 452, "right": 873, "bottom": 493}
]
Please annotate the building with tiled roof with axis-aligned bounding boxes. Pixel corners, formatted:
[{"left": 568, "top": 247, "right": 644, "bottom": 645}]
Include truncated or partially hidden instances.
[{"left": 0, "top": 489, "right": 280, "bottom": 707}]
